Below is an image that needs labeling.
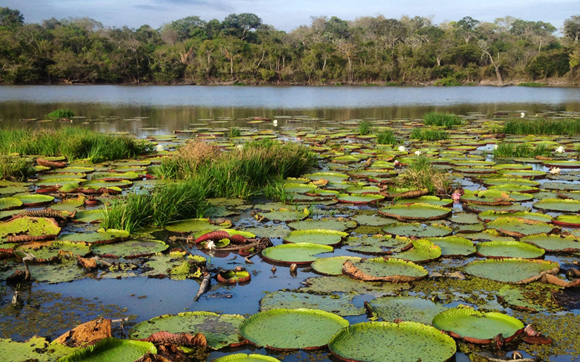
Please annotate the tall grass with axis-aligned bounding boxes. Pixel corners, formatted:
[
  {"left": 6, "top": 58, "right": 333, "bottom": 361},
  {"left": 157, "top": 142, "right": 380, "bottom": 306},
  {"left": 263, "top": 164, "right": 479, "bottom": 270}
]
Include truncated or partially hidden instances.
[
  {"left": 0, "top": 128, "right": 151, "bottom": 162},
  {"left": 423, "top": 112, "right": 464, "bottom": 129},
  {"left": 0, "top": 156, "right": 33, "bottom": 180},
  {"left": 396, "top": 157, "right": 452, "bottom": 194},
  {"left": 358, "top": 121, "right": 372, "bottom": 135},
  {"left": 410, "top": 128, "right": 448, "bottom": 141},
  {"left": 503, "top": 119, "right": 580, "bottom": 135},
  {"left": 493, "top": 142, "right": 550, "bottom": 158},
  {"left": 376, "top": 130, "right": 397, "bottom": 145},
  {"left": 47, "top": 108, "right": 75, "bottom": 119}
]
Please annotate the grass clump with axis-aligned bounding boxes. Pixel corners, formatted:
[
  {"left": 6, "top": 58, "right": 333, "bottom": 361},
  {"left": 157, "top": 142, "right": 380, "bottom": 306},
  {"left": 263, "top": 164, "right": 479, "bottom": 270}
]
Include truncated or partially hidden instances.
[
  {"left": 47, "top": 108, "right": 75, "bottom": 119},
  {"left": 410, "top": 128, "right": 448, "bottom": 141},
  {"left": 358, "top": 121, "right": 372, "bottom": 135},
  {"left": 493, "top": 142, "right": 550, "bottom": 158},
  {"left": 423, "top": 112, "right": 464, "bottom": 129},
  {"left": 228, "top": 127, "right": 241, "bottom": 138},
  {"left": 503, "top": 119, "right": 580, "bottom": 135},
  {"left": 376, "top": 130, "right": 397, "bottom": 145},
  {"left": 0, "top": 128, "right": 151, "bottom": 162},
  {"left": 396, "top": 156, "right": 452, "bottom": 194},
  {"left": 0, "top": 156, "right": 33, "bottom": 180}
]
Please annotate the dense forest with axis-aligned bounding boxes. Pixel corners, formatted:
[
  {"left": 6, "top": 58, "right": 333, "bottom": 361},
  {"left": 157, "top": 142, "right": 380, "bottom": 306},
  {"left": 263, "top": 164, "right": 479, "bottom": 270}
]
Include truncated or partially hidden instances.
[{"left": 1, "top": 7, "right": 579, "bottom": 85}]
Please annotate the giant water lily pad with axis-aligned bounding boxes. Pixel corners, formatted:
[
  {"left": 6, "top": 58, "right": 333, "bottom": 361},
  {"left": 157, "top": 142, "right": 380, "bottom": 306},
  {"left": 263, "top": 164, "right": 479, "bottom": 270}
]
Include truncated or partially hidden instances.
[
  {"left": 351, "top": 214, "right": 395, "bottom": 226},
  {"left": 345, "top": 235, "right": 411, "bottom": 254},
  {"left": 368, "top": 296, "right": 448, "bottom": 325},
  {"left": 382, "top": 223, "right": 452, "bottom": 238},
  {"left": 379, "top": 203, "right": 451, "bottom": 221},
  {"left": 486, "top": 217, "right": 555, "bottom": 238},
  {"left": 303, "top": 172, "right": 349, "bottom": 182},
  {"left": 425, "top": 236, "right": 476, "bottom": 257},
  {"left": 391, "top": 239, "right": 442, "bottom": 263},
  {"left": 92, "top": 239, "right": 168, "bottom": 258},
  {"left": 73, "top": 210, "right": 104, "bottom": 224},
  {"left": 336, "top": 193, "right": 384, "bottom": 205},
  {"left": 59, "top": 338, "right": 156, "bottom": 362},
  {"left": 464, "top": 259, "right": 559, "bottom": 284},
  {"left": 14, "top": 194, "right": 54, "bottom": 206},
  {"left": 257, "top": 209, "right": 310, "bottom": 222},
  {"left": 0, "top": 197, "right": 23, "bottom": 211},
  {"left": 534, "top": 198, "right": 580, "bottom": 213},
  {"left": 130, "top": 312, "right": 245, "bottom": 350},
  {"left": 288, "top": 218, "right": 357, "bottom": 231},
  {"left": 0, "top": 337, "right": 76, "bottom": 361},
  {"left": 262, "top": 243, "right": 333, "bottom": 265},
  {"left": 300, "top": 276, "right": 411, "bottom": 295},
  {"left": 165, "top": 218, "right": 232, "bottom": 237},
  {"left": 214, "top": 354, "right": 281, "bottom": 362},
  {"left": 285, "top": 229, "right": 347, "bottom": 246},
  {"left": 239, "top": 308, "right": 349, "bottom": 350},
  {"left": 260, "top": 291, "right": 364, "bottom": 316},
  {"left": 0, "top": 217, "right": 61, "bottom": 242},
  {"left": 50, "top": 197, "right": 85, "bottom": 212},
  {"left": 476, "top": 241, "right": 545, "bottom": 259},
  {"left": 497, "top": 285, "right": 548, "bottom": 312},
  {"left": 57, "top": 230, "right": 129, "bottom": 245},
  {"left": 311, "top": 256, "right": 363, "bottom": 275},
  {"left": 343, "top": 258, "right": 428, "bottom": 282},
  {"left": 432, "top": 307, "right": 524, "bottom": 343},
  {"left": 553, "top": 214, "right": 580, "bottom": 227},
  {"left": 328, "top": 321, "right": 456, "bottom": 362},
  {"left": 478, "top": 211, "right": 552, "bottom": 223},
  {"left": 521, "top": 233, "right": 580, "bottom": 253}
]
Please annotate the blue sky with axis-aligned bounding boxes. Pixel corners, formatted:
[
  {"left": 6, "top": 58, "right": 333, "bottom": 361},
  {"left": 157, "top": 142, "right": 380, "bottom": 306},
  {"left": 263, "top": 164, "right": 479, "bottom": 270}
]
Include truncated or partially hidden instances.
[{"left": 4, "top": 0, "right": 577, "bottom": 31}]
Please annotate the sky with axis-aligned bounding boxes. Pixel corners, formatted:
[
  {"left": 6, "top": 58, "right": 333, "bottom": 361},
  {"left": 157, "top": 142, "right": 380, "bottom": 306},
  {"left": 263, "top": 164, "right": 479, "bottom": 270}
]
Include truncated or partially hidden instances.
[{"left": 3, "top": 0, "right": 578, "bottom": 31}]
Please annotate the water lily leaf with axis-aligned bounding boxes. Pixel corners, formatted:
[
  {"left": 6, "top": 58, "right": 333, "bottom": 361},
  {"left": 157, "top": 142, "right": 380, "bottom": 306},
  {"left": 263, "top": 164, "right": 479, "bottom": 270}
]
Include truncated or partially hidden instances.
[
  {"left": 521, "top": 233, "right": 580, "bottom": 253},
  {"left": 0, "top": 336, "right": 76, "bottom": 362},
  {"left": 432, "top": 307, "right": 524, "bottom": 343},
  {"left": 368, "top": 296, "right": 448, "bottom": 325},
  {"left": 300, "top": 276, "right": 411, "bottom": 295},
  {"left": 534, "top": 198, "right": 580, "bottom": 213},
  {"left": 81, "top": 180, "right": 133, "bottom": 189},
  {"left": 13, "top": 194, "right": 54, "bottom": 206},
  {"left": 464, "top": 258, "right": 559, "bottom": 284},
  {"left": 165, "top": 218, "right": 232, "bottom": 237},
  {"left": 486, "top": 217, "right": 555, "bottom": 238},
  {"left": 497, "top": 285, "right": 547, "bottom": 312},
  {"left": 476, "top": 241, "right": 545, "bottom": 259},
  {"left": 382, "top": 223, "right": 452, "bottom": 238},
  {"left": 351, "top": 214, "right": 396, "bottom": 226},
  {"left": 478, "top": 211, "right": 552, "bottom": 223},
  {"left": 213, "top": 354, "right": 281, "bottom": 362},
  {"left": 57, "top": 230, "right": 128, "bottom": 245},
  {"left": 328, "top": 321, "right": 456, "bottom": 362},
  {"left": 0, "top": 197, "right": 23, "bottom": 210},
  {"left": 239, "top": 308, "right": 349, "bottom": 350},
  {"left": 49, "top": 196, "right": 85, "bottom": 212},
  {"left": 343, "top": 257, "right": 428, "bottom": 282},
  {"left": 256, "top": 209, "right": 310, "bottom": 222},
  {"left": 130, "top": 312, "right": 245, "bottom": 350},
  {"left": 260, "top": 291, "right": 364, "bottom": 316},
  {"left": 92, "top": 239, "right": 168, "bottom": 258},
  {"left": 390, "top": 239, "right": 441, "bottom": 262},
  {"left": 303, "top": 172, "right": 349, "bottom": 182},
  {"left": 425, "top": 236, "right": 476, "bottom": 257},
  {"left": 336, "top": 193, "right": 384, "bottom": 205},
  {"left": 394, "top": 195, "right": 452, "bottom": 206},
  {"left": 379, "top": 203, "right": 452, "bottom": 221},
  {"left": 58, "top": 338, "right": 155, "bottom": 362},
  {"left": 0, "top": 217, "right": 61, "bottom": 242},
  {"left": 285, "top": 229, "right": 347, "bottom": 246},
  {"left": 287, "top": 218, "right": 357, "bottom": 232},
  {"left": 311, "top": 256, "right": 363, "bottom": 275},
  {"left": 73, "top": 210, "right": 104, "bottom": 224},
  {"left": 262, "top": 243, "right": 333, "bottom": 265},
  {"left": 243, "top": 225, "right": 290, "bottom": 239}
]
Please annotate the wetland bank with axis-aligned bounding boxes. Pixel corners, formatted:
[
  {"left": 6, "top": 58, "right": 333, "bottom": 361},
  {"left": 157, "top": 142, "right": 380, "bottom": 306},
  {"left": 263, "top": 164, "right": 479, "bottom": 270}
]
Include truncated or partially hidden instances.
[{"left": 1, "top": 86, "right": 580, "bottom": 361}]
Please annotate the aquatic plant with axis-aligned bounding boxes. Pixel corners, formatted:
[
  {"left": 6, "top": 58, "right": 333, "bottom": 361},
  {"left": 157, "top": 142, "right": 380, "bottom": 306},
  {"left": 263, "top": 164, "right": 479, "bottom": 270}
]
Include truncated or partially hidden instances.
[
  {"left": 493, "top": 142, "right": 550, "bottom": 158},
  {"left": 0, "top": 128, "right": 151, "bottom": 162},
  {"left": 358, "top": 121, "right": 372, "bottom": 135},
  {"left": 503, "top": 118, "right": 580, "bottom": 135},
  {"left": 396, "top": 156, "right": 452, "bottom": 194},
  {"left": 47, "top": 108, "right": 75, "bottom": 119},
  {"left": 410, "top": 128, "right": 448, "bottom": 141},
  {"left": 0, "top": 156, "right": 33, "bottom": 180},
  {"left": 422, "top": 112, "right": 464, "bottom": 129},
  {"left": 376, "top": 130, "right": 397, "bottom": 145},
  {"left": 228, "top": 127, "right": 241, "bottom": 138}
]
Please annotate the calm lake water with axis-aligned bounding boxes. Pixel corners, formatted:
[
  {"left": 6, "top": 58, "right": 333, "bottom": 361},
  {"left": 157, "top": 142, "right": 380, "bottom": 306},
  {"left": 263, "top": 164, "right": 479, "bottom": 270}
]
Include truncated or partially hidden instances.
[{"left": 1, "top": 86, "right": 580, "bottom": 135}]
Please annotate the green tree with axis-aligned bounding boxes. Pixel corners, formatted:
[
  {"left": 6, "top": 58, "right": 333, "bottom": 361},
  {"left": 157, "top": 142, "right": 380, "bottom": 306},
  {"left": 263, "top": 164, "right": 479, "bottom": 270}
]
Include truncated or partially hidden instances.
[
  {"left": 564, "top": 15, "right": 580, "bottom": 43},
  {"left": 0, "top": 7, "right": 24, "bottom": 27}
]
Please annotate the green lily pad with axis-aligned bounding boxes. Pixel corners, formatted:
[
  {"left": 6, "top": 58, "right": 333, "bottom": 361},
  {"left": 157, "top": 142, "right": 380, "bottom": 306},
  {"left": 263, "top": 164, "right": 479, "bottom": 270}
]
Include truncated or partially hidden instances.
[
  {"left": 488, "top": 184, "right": 538, "bottom": 193},
  {"left": 59, "top": 338, "right": 155, "bottom": 362},
  {"left": 343, "top": 257, "right": 428, "bottom": 282},
  {"left": 486, "top": 217, "right": 555, "bottom": 237},
  {"left": 483, "top": 178, "right": 540, "bottom": 187},
  {"left": 0, "top": 217, "right": 61, "bottom": 242},
  {"left": 462, "top": 230, "right": 515, "bottom": 242},
  {"left": 92, "top": 239, "right": 168, "bottom": 258},
  {"left": 14, "top": 194, "right": 54, "bottom": 206},
  {"left": 345, "top": 235, "right": 412, "bottom": 254},
  {"left": 300, "top": 276, "right": 411, "bottom": 295},
  {"left": 283, "top": 183, "right": 317, "bottom": 194},
  {"left": 262, "top": 243, "right": 333, "bottom": 265},
  {"left": 130, "top": 312, "right": 245, "bottom": 350},
  {"left": 303, "top": 172, "right": 349, "bottom": 182},
  {"left": 450, "top": 213, "right": 480, "bottom": 224},
  {"left": 73, "top": 210, "right": 104, "bottom": 224},
  {"left": 521, "top": 233, "right": 580, "bottom": 253},
  {"left": 534, "top": 198, "right": 580, "bottom": 213},
  {"left": 394, "top": 196, "right": 452, "bottom": 206},
  {"left": 81, "top": 180, "right": 133, "bottom": 189},
  {"left": 425, "top": 236, "right": 476, "bottom": 256},
  {"left": 0, "top": 337, "right": 76, "bottom": 362},
  {"left": 328, "top": 321, "right": 456, "bottom": 362},
  {"left": 257, "top": 209, "right": 310, "bottom": 222},
  {"left": 57, "top": 230, "right": 129, "bottom": 245},
  {"left": 382, "top": 223, "right": 452, "bottom": 238},
  {"left": 285, "top": 229, "right": 347, "bottom": 246},
  {"left": 432, "top": 307, "right": 524, "bottom": 343},
  {"left": 239, "top": 308, "right": 349, "bottom": 350},
  {"left": 336, "top": 193, "right": 384, "bottom": 204},
  {"left": 0, "top": 197, "right": 23, "bottom": 210},
  {"left": 260, "top": 291, "right": 364, "bottom": 316},
  {"left": 497, "top": 285, "right": 547, "bottom": 312},
  {"left": 55, "top": 166, "right": 94, "bottom": 174},
  {"left": 165, "top": 218, "right": 232, "bottom": 237},
  {"left": 464, "top": 258, "right": 559, "bottom": 284},
  {"left": 368, "top": 296, "right": 448, "bottom": 325},
  {"left": 0, "top": 186, "right": 30, "bottom": 195},
  {"left": 477, "top": 241, "right": 545, "bottom": 259},
  {"left": 478, "top": 211, "right": 552, "bottom": 223},
  {"left": 351, "top": 214, "right": 396, "bottom": 226},
  {"left": 49, "top": 197, "right": 85, "bottom": 212},
  {"left": 213, "top": 354, "right": 281, "bottom": 362},
  {"left": 311, "top": 256, "right": 363, "bottom": 275},
  {"left": 28, "top": 260, "right": 86, "bottom": 284},
  {"left": 288, "top": 218, "right": 357, "bottom": 231},
  {"left": 379, "top": 203, "right": 452, "bottom": 221},
  {"left": 391, "top": 239, "right": 442, "bottom": 263}
]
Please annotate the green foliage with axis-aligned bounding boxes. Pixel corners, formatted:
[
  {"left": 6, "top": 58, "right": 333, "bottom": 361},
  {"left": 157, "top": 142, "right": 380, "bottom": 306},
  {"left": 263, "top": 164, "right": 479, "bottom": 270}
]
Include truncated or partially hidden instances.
[
  {"left": 518, "top": 82, "right": 547, "bottom": 87},
  {"left": 0, "top": 156, "right": 32, "bottom": 180},
  {"left": 410, "top": 128, "right": 448, "bottom": 141},
  {"left": 0, "top": 128, "right": 152, "bottom": 162},
  {"left": 376, "top": 130, "right": 397, "bottom": 145},
  {"left": 47, "top": 108, "right": 75, "bottom": 119},
  {"left": 503, "top": 118, "right": 580, "bottom": 135},
  {"left": 358, "top": 121, "right": 372, "bottom": 136},
  {"left": 526, "top": 50, "right": 570, "bottom": 79},
  {"left": 396, "top": 157, "right": 452, "bottom": 194},
  {"left": 493, "top": 143, "right": 550, "bottom": 158},
  {"left": 422, "top": 112, "right": 464, "bottom": 129},
  {"left": 228, "top": 127, "right": 241, "bottom": 138},
  {"left": 433, "top": 77, "right": 462, "bottom": 86}
]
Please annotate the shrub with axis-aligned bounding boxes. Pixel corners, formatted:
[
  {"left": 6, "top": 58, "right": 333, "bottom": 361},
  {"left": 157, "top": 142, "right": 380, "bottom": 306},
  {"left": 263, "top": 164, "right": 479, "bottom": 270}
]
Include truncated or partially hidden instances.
[
  {"left": 493, "top": 142, "right": 550, "bottom": 158},
  {"left": 423, "top": 112, "right": 464, "bottom": 129},
  {"left": 503, "top": 119, "right": 580, "bottom": 135},
  {"left": 47, "top": 109, "right": 75, "bottom": 119},
  {"left": 410, "top": 128, "right": 448, "bottom": 141},
  {"left": 396, "top": 157, "right": 452, "bottom": 194},
  {"left": 376, "top": 130, "right": 397, "bottom": 145},
  {"left": 358, "top": 121, "right": 372, "bottom": 135}
]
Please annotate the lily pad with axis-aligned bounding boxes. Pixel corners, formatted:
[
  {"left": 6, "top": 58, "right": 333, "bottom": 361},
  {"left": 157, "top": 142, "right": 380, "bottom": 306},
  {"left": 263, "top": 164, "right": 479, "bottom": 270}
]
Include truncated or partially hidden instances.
[
  {"left": 432, "top": 307, "right": 524, "bottom": 343},
  {"left": 343, "top": 258, "right": 428, "bottom": 282},
  {"left": 73, "top": 210, "right": 104, "bottom": 224},
  {"left": 425, "top": 236, "right": 476, "bottom": 257},
  {"left": 49, "top": 197, "right": 85, "bottom": 212},
  {"left": 498, "top": 285, "right": 547, "bottom": 312},
  {"left": 534, "top": 198, "right": 580, "bottom": 213},
  {"left": 336, "top": 193, "right": 384, "bottom": 205},
  {"left": 476, "top": 241, "right": 545, "bottom": 259},
  {"left": 92, "top": 239, "right": 168, "bottom": 258},
  {"left": 14, "top": 194, "right": 54, "bottom": 206},
  {"left": 260, "top": 291, "right": 364, "bottom": 316},
  {"left": 57, "top": 230, "right": 129, "bottom": 245},
  {"left": 486, "top": 217, "right": 555, "bottom": 238},
  {"left": 262, "top": 243, "right": 333, "bottom": 265},
  {"left": 521, "top": 233, "right": 580, "bottom": 253},
  {"left": 311, "top": 256, "right": 363, "bottom": 275},
  {"left": 391, "top": 239, "right": 442, "bottom": 263},
  {"left": 344, "top": 235, "right": 412, "bottom": 255},
  {"left": 0, "top": 337, "right": 76, "bottom": 362},
  {"left": 379, "top": 203, "right": 452, "bottom": 221},
  {"left": 239, "top": 308, "right": 349, "bottom": 350},
  {"left": 213, "top": 354, "right": 281, "bottom": 362},
  {"left": 285, "top": 229, "right": 347, "bottom": 246},
  {"left": 0, "top": 217, "right": 61, "bottom": 242},
  {"left": 288, "top": 218, "right": 357, "bottom": 231},
  {"left": 130, "top": 312, "right": 245, "bottom": 350},
  {"left": 328, "top": 321, "right": 457, "bottom": 362},
  {"left": 351, "top": 214, "right": 395, "bottom": 226},
  {"left": 464, "top": 258, "right": 559, "bottom": 284},
  {"left": 382, "top": 223, "right": 452, "bottom": 238},
  {"left": 303, "top": 172, "right": 349, "bottom": 182},
  {"left": 300, "top": 276, "right": 411, "bottom": 295},
  {"left": 478, "top": 211, "right": 552, "bottom": 223},
  {"left": 165, "top": 218, "right": 232, "bottom": 237},
  {"left": 0, "top": 197, "right": 23, "bottom": 211},
  {"left": 257, "top": 209, "right": 310, "bottom": 222},
  {"left": 59, "top": 338, "right": 156, "bottom": 362},
  {"left": 368, "top": 296, "right": 448, "bottom": 325}
]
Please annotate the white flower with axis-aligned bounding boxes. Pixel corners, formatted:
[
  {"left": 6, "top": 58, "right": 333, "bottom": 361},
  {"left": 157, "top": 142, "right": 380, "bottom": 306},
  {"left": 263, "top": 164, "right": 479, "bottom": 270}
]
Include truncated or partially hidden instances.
[
  {"left": 236, "top": 144, "right": 244, "bottom": 150},
  {"left": 555, "top": 146, "right": 565, "bottom": 154},
  {"left": 397, "top": 146, "right": 406, "bottom": 153},
  {"left": 414, "top": 150, "right": 422, "bottom": 156},
  {"left": 205, "top": 241, "right": 216, "bottom": 250},
  {"left": 155, "top": 144, "right": 165, "bottom": 152},
  {"left": 550, "top": 167, "right": 561, "bottom": 175},
  {"left": 493, "top": 145, "right": 498, "bottom": 150},
  {"left": 273, "top": 119, "right": 278, "bottom": 127}
]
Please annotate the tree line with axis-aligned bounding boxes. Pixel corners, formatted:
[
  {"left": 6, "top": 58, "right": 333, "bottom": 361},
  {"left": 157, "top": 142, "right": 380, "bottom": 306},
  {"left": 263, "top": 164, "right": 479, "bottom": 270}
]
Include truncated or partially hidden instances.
[{"left": 1, "top": 7, "right": 579, "bottom": 85}]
